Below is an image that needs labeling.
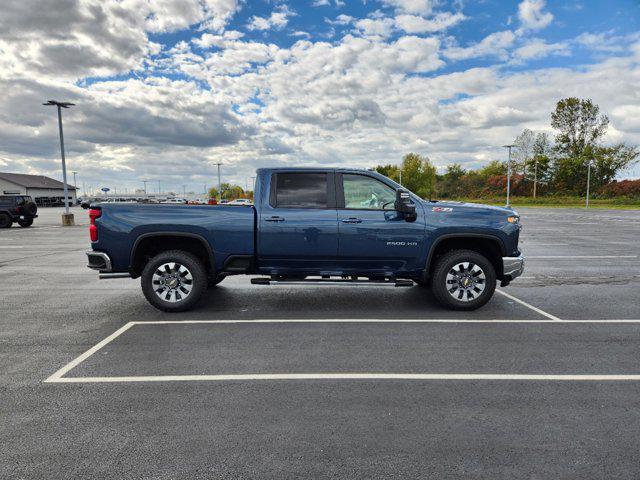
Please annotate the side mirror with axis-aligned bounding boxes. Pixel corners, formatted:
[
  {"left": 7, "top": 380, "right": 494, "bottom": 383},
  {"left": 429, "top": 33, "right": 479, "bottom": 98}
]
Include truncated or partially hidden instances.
[{"left": 395, "top": 189, "right": 417, "bottom": 222}]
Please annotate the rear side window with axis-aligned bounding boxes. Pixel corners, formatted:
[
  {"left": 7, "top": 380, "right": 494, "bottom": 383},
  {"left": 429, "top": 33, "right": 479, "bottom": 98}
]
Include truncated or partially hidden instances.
[{"left": 275, "top": 173, "right": 328, "bottom": 208}]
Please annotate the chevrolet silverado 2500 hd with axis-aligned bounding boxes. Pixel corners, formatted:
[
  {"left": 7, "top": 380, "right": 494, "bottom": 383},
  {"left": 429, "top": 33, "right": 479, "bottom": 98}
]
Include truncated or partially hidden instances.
[{"left": 86, "top": 168, "right": 524, "bottom": 312}]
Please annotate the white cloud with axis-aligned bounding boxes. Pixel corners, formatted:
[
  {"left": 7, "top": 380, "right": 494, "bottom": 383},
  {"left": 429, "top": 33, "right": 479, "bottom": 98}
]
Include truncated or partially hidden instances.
[
  {"left": 513, "top": 39, "right": 570, "bottom": 61},
  {"left": 395, "top": 12, "right": 465, "bottom": 34},
  {"left": 354, "top": 17, "right": 396, "bottom": 38},
  {"left": 247, "top": 5, "right": 295, "bottom": 31},
  {"left": 381, "top": 0, "right": 434, "bottom": 15},
  {"left": 444, "top": 31, "right": 517, "bottom": 61},
  {"left": 518, "top": 0, "right": 553, "bottom": 31}
]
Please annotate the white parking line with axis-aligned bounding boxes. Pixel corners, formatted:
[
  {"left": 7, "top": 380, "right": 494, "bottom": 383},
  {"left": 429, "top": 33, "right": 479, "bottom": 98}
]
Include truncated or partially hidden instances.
[
  {"left": 44, "top": 322, "right": 136, "bottom": 383},
  {"left": 495, "top": 290, "right": 561, "bottom": 321},
  {"left": 45, "top": 318, "right": 640, "bottom": 384},
  {"left": 527, "top": 255, "right": 637, "bottom": 259},
  {"left": 49, "top": 373, "right": 640, "bottom": 383}
]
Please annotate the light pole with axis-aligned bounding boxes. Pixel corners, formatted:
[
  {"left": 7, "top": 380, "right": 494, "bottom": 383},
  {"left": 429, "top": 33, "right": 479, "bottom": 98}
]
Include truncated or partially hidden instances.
[
  {"left": 214, "top": 163, "right": 223, "bottom": 200},
  {"left": 158, "top": 180, "right": 161, "bottom": 194},
  {"left": 586, "top": 160, "right": 592, "bottom": 209},
  {"left": 502, "top": 144, "right": 516, "bottom": 208},
  {"left": 43, "top": 100, "right": 75, "bottom": 225},
  {"left": 142, "top": 180, "right": 148, "bottom": 195}
]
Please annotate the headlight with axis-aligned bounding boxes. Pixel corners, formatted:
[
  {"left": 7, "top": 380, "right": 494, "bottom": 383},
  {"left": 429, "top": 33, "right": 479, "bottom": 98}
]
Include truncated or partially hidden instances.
[{"left": 507, "top": 215, "right": 520, "bottom": 224}]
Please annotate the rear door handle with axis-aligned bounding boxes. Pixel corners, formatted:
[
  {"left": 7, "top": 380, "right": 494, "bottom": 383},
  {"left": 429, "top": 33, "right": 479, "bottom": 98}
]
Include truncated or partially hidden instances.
[
  {"left": 265, "top": 216, "right": 285, "bottom": 222},
  {"left": 341, "top": 217, "right": 362, "bottom": 224}
]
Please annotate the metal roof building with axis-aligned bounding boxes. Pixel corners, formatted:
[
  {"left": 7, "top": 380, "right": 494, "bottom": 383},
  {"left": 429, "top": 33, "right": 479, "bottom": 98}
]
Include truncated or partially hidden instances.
[{"left": 0, "top": 172, "right": 77, "bottom": 205}]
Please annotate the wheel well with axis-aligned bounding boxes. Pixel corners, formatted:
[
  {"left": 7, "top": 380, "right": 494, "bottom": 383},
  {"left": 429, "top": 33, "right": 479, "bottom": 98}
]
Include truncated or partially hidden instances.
[
  {"left": 428, "top": 236, "right": 504, "bottom": 278},
  {"left": 131, "top": 235, "right": 213, "bottom": 277}
]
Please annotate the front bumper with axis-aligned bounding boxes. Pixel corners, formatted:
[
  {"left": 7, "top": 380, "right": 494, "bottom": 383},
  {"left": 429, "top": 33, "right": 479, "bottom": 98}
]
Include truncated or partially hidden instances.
[{"left": 502, "top": 254, "right": 525, "bottom": 280}]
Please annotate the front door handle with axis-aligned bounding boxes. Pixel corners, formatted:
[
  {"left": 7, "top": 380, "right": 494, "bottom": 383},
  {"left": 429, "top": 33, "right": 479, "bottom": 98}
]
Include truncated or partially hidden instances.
[
  {"left": 265, "top": 216, "right": 285, "bottom": 222},
  {"left": 341, "top": 217, "right": 362, "bottom": 224}
]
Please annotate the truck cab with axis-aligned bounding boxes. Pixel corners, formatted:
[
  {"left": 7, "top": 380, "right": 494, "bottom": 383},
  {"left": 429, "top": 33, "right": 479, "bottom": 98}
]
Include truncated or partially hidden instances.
[{"left": 86, "top": 168, "right": 524, "bottom": 312}]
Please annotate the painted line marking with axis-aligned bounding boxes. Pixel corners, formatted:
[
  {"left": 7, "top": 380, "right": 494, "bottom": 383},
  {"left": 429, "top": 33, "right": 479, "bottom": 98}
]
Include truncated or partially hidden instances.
[
  {"left": 44, "top": 319, "right": 640, "bottom": 383},
  {"left": 0, "top": 246, "right": 25, "bottom": 249},
  {"left": 129, "top": 319, "right": 640, "bottom": 325},
  {"left": 44, "top": 322, "right": 136, "bottom": 383},
  {"left": 47, "top": 374, "right": 640, "bottom": 383},
  {"left": 495, "top": 290, "right": 561, "bottom": 321},
  {"left": 527, "top": 255, "right": 637, "bottom": 259}
]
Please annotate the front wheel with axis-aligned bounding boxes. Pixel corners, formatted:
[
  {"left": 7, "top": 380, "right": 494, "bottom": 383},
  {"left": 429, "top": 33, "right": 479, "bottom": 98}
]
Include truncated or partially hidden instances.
[
  {"left": 141, "top": 250, "right": 207, "bottom": 312},
  {"left": 430, "top": 249, "right": 496, "bottom": 310}
]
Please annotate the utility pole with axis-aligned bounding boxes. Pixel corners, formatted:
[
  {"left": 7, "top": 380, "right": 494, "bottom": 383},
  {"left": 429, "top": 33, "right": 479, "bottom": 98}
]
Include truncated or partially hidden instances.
[
  {"left": 533, "top": 159, "right": 538, "bottom": 198},
  {"left": 43, "top": 100, "right": 75, "bottom": 225},
  {"left": 72, "top": 171, "right": 78, "bottom": 202},
  {"left": 502, "top": 144, "right": 516, "bottom": 208},
  {"left": 214, "top": 163, "right": 223, "bottom": 200},
  {"left": 158, "top": 180, "right": 161, "bottom": 194},
  {"left": 142, "top": 180, "right": 148, "bottom": 195},
  {"left": 586, "top": 160, "right": 592, "bottom": 209}
]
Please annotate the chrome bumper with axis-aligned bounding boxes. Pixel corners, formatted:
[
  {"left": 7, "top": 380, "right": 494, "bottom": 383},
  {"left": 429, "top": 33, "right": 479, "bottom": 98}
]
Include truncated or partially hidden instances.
[
  {"left": 502, "top": 254, "right": 525, "bottom": 280},
  {"left": 86, "top": 250, "right": 112, "bottom": 272}
]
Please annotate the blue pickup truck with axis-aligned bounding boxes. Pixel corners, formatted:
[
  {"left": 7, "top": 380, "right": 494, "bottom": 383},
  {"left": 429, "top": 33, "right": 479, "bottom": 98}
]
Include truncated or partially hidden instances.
[{"left": 86, "top": 168, "right": 524, "bottom": 312}]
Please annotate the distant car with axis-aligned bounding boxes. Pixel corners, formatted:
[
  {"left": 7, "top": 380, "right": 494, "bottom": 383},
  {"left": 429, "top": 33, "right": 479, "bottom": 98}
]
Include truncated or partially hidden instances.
[
  {"left": 219, "top": 199, "right": 230, "bottom": 204},
  {"left": 160, "top": 198, "right": 188, "bottom": 204},
  {"left": 228, "top": 198, "right": 253, "bottom": 205},
  {"left": 0, "top": 195, "right": 38, "bottom": 228}
]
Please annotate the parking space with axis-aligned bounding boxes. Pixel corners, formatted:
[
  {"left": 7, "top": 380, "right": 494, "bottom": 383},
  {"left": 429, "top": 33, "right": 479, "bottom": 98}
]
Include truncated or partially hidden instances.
[{"left": 2, "top": 206, "right": 640, "bottom": 478}]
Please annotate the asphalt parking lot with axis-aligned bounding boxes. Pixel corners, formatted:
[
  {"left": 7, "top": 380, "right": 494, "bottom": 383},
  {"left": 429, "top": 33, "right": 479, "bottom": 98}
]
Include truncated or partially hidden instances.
[{"left": 2, "top": 206, "right": 640, "bottom": 478}]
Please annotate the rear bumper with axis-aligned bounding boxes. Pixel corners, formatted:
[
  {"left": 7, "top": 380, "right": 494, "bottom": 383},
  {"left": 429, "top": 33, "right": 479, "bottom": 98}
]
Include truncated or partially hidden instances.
[
  {"left": 86, "top": 250, "right": 112, "bottom": 272},
  {"left": 502, "top": 254, "right": 525, "bottom": 280}
]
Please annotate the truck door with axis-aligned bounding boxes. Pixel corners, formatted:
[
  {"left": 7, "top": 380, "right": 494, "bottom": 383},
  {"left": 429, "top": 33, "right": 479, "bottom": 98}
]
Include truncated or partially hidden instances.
[
  {"left": 258, "top": 172, "right": 338, "bottom": 271},
  {"left": 337, "top": 173, "right": 426, "bottom": 273}
]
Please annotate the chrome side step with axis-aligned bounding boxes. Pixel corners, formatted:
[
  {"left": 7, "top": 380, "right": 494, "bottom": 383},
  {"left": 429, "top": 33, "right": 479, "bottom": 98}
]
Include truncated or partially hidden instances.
[
  {"left": 251, "top": 278, "right": 414, "bottom": 287},
  {"left": 99, "top": 272, "right": 132, "bottom": 279}
]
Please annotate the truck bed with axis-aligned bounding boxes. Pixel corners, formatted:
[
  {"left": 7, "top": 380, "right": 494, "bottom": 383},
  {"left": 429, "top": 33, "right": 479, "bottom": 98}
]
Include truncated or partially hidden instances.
[{"left": 93, "top": 204, "right": 256, "bottom": 272}]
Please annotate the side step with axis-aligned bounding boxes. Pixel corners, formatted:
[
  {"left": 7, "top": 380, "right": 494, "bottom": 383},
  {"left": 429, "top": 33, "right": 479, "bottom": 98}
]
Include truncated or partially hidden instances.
[{"left": 251, "top": 277, "right": 414, "bottom": 287}]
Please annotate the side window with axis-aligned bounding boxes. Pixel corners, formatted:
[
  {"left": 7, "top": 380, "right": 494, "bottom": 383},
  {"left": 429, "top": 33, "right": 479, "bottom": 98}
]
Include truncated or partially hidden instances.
[
  {"left": 275, "top": 173, "right": 328, "bottom": 208},
  {"left": 343, "top": 174, "right": 396, "bottom": 210}
]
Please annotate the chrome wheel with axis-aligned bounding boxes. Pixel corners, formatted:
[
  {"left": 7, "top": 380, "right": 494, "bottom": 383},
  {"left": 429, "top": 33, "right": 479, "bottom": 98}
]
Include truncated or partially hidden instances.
[
  {"left": 152, "top": 262, "right": 193, "bottom": 303},
  {"left": 445, "top": 262, "right": 486, "bottom": 302}
]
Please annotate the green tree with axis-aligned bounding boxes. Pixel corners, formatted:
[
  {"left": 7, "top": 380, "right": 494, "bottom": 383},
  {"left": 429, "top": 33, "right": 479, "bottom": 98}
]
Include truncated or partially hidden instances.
[
  {"left": 551, "top": 97, "right": 609, "bottom": 158},
  {"left": 208, "top": 183, "right": 245, "bottom": 200},
  {"left": 550, "top": 98, "right": 637, "bottom": 194},
  {"left": 375, "top": 164, "right": 400, "bottom": 183},
  {"left": 400, "top": 153, "right": 437, "bottom": 199}
]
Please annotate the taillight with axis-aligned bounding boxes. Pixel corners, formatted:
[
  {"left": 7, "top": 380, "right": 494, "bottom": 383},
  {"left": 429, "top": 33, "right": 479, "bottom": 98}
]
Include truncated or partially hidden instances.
[{"left": 89, "top": 208, "right": 101, "bottom": 242}]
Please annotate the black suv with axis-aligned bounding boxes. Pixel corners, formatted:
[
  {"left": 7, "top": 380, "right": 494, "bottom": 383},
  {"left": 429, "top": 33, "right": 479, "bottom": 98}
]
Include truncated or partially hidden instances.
[{"left": 0, "top": 195, "right": 38, "bottom": 228}]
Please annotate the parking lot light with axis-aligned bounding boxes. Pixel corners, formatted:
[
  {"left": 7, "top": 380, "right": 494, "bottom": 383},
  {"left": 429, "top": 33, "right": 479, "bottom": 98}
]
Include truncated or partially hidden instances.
[
  {"left": 43, "top": 100, "right": 75, "bottom": 225},
  {"left": 502, "top": 144, "right": 517, "bottom": 208}
]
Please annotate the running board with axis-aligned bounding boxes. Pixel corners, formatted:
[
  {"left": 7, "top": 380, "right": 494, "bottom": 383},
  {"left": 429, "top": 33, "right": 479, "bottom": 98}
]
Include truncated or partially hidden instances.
[{"left": 251, "top": 278, "right": 414, "bottom": 287}]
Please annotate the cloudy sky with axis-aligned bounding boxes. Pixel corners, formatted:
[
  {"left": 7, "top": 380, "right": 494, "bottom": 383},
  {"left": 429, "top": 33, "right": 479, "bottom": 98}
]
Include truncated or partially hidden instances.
[{"left": 1, "top": 0, "right": 639, "bottom": 194}]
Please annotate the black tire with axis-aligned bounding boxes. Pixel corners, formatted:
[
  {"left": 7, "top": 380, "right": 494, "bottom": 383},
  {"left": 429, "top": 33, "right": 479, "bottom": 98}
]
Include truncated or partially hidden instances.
[
  {"left": 141, "top": 250, "right": 207, "bottom": 312},
  {"left": 430, "top": 249, "right": 496, "bottom": 311},
  {"left": 18, "top": 218, "right": 33, "bottom": 228},
  {"left": 0, "top": 213, "right": 11, "bottom": 228}
]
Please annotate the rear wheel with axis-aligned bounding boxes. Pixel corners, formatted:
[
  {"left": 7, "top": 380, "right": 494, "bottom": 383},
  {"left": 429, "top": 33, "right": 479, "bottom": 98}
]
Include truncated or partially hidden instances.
[
  {"left": 0, "top": 213, "right": 11, "bottom": 228},
  {"left": 430, "top": 249, "right": 496, "bottom": 310},
  {"left": 141, "top": 250, "right": 207, "bottom": 312},
  {"left": 18, "top": 218, "right": 33, "bottom": 227}
]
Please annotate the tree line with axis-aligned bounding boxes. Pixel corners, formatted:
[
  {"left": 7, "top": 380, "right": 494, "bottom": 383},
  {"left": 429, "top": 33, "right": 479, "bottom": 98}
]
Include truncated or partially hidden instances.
[{"left": 376, "top": 98, "right": 639, "bottom": 200}]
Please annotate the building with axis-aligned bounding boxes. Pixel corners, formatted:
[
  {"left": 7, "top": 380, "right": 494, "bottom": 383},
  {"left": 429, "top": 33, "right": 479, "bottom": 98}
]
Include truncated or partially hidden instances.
[{"left": 0, "top": 172, "right": 77, "bottom": 206}]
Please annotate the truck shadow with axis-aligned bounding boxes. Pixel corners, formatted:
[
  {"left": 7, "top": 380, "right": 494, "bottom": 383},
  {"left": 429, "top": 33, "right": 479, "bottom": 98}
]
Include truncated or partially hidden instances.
[{"left": 113, "top": 284, "right": 535, "bottom": 322}]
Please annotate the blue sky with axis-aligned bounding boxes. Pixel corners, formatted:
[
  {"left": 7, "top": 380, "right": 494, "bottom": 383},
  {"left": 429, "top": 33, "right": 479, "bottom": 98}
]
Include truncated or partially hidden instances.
[{"left": 1, "top": 0, "right": 639, "bottom": 194}]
